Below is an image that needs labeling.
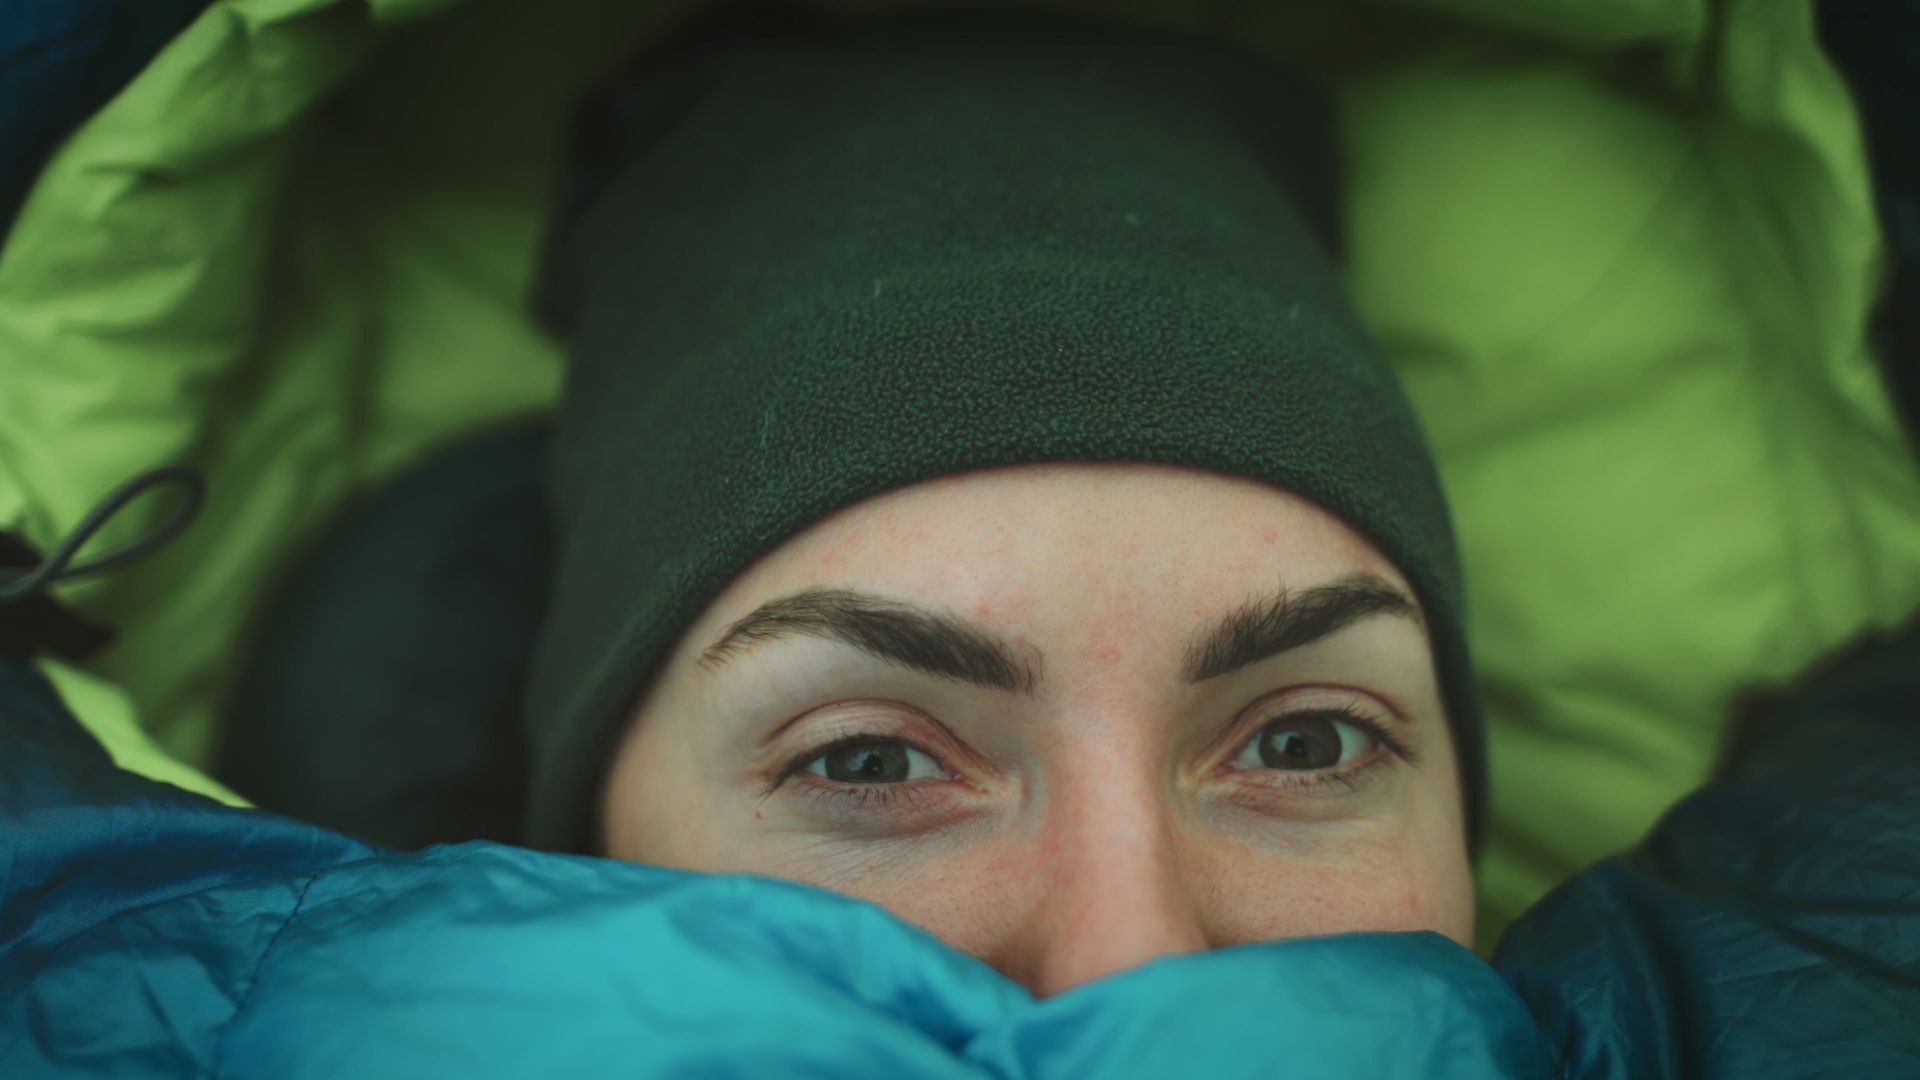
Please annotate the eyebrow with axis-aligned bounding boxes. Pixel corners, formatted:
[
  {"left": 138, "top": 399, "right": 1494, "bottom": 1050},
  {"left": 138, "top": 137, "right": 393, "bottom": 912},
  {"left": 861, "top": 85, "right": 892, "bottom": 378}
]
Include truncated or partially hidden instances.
[
  {"left": 699, "top": 588, "right": 1040, "bottom": 694},
  {"left": 1180, "top": 572, "right": 1423, "bottom": 683},
  {"left": 698, "top": 573, "right": 1420, "bottom": 695}
]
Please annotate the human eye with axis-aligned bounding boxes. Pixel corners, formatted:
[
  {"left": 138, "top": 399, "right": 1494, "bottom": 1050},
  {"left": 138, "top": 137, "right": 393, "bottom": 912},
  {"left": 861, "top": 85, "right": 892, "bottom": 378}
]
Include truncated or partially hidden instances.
[
  {"left": 1220, "top": 701, "right": 1414, "bottom": 794},
  {"left": 801, "top": 737, "right": 947, "bottom": 785},
  {"left": 756, "top": 701, "right": 970, "bottom": 819}
]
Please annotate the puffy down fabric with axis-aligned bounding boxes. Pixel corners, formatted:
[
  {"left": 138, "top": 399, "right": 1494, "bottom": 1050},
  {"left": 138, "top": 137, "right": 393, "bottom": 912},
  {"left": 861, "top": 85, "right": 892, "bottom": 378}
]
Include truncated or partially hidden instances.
[
  {"left": 1495, "top": 620, "right": 1920, "bottom": 1077},
  {"left": 0, "top": 655, "right": 1557, "bottom": 1078},
  {"left": 0, "top": 0, "right": 1916, "bottom": 944},
  {"left": 8, "top": 612, "right": 1919, "bottom": 1074}
]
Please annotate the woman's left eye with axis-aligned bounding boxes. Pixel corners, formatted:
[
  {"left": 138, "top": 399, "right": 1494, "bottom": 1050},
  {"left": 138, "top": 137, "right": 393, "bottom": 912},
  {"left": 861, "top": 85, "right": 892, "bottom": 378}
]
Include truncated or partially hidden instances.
[
  {"left": 803, "top": 738, "right": 946, "bottom": 784},
  {"left": 1227, "top": 712, "right": 1379, "bottom": 773}
]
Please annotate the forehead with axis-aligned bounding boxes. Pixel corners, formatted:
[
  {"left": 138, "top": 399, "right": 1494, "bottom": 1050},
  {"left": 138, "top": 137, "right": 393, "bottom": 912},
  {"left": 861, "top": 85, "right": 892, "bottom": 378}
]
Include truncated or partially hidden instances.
[{"left": 684, "top": 462, "right": 1413, "bottom": 657}]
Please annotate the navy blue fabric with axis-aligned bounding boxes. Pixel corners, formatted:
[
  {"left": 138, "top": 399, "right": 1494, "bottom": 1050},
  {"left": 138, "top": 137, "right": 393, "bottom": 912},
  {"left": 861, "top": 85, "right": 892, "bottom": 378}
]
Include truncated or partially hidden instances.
[
  {"left": 0, "top": 0, "right": 210, "bottom": 243},
  {"left": 1496, "top": 621, "right": 1920, "bottom": 1078}
]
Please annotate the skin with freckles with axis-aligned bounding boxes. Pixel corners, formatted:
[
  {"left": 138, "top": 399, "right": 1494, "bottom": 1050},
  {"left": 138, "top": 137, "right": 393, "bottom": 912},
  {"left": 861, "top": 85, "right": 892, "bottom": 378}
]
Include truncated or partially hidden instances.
[{"left": 601, "top": 462, "right": 1471, "bottom": 997}]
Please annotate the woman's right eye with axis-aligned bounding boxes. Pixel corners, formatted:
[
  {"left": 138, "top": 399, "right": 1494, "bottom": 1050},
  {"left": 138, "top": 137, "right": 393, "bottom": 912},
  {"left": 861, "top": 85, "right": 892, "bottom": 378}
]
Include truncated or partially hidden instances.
[
  {"left": 1228, "top": 711, "right": 1381, "bottom": 773},
  {"left": 803, "top": 738, "right": 946, "bottom": 784}
]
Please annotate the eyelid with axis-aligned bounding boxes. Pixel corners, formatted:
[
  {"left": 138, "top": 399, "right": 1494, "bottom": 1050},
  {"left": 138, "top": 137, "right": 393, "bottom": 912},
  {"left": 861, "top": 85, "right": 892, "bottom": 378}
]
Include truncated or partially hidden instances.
[
  {"left": 1211, "top": 693, "right": 1419, "bottom": 774},
  {"left": 1228, "top": 703, "right": 1413, "bottom": 768},
  {"left": 764, "top": 730, "right": 984, "bottom": 834},
  {"left": 1194, "top": 703, "right": 1414, "bottom": 813},
  {"left": 758, "top": 692, "right": 1415, "bottom": 813},
  {"left": 757, "top": 704, "right": 969, "bottom": 798}
]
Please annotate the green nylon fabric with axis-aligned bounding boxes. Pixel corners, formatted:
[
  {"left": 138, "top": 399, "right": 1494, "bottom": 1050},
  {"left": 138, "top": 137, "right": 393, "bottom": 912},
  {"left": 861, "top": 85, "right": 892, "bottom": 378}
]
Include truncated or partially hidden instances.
[
  {"left": 527, "top": 8, "right": 1482, "bottom": 854},
  {"left": 1, "top": 0, "right": 1914, "bottom": 943}
]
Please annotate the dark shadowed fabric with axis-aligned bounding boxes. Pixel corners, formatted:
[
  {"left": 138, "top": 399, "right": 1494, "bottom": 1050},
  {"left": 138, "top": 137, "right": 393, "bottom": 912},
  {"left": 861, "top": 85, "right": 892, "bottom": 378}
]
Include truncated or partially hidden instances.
[
  {"left": 526, "top": 7, "right": 1481, "bottom": 852},
  {"left": 1494, "top": 616, "right": 1920, "bottom": 1077},
  {"left": 216, "top": 423, "right": 551, "bottom": 849},
  {"left": 1817, "top": 0, "right": 1920, "bottom": 453}
]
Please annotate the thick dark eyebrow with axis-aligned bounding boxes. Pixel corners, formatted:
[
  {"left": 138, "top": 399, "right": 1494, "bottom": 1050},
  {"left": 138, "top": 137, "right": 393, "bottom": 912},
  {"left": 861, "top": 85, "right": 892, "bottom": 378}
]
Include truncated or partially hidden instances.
[
  {"left": 1182, "top": 572, "right": 1423, "bottom": 683},
  {"left": 699, "top": 588, "right": 1039, "bottom": 694}
]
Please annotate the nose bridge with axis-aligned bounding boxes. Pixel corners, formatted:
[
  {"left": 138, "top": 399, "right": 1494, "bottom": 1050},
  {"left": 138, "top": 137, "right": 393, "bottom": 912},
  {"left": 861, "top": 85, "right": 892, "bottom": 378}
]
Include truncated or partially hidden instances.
[{"left": 1022, "top": 752, "right": 1210, "bottom": 997}]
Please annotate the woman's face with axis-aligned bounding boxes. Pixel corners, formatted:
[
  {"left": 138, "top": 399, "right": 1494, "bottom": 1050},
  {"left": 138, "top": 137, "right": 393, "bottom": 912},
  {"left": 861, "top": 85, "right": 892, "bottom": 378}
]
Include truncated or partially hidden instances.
[{"left": 602, "top": 462, "right": 1471, "bottom": 996}]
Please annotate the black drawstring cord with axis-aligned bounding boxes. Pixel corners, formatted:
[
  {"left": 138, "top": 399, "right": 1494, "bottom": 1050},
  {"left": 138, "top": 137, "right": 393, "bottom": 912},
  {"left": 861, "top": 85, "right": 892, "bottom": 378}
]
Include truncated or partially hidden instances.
[{"left": 0, "top": 466, "right": 207, "bottom": 604}]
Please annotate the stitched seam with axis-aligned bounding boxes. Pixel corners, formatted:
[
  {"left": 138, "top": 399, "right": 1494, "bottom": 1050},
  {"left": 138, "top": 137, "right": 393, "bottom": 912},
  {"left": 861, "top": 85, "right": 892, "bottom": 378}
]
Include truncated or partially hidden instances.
[{"left": 204, "top": 870, "right": 321, "bottom": 1080}]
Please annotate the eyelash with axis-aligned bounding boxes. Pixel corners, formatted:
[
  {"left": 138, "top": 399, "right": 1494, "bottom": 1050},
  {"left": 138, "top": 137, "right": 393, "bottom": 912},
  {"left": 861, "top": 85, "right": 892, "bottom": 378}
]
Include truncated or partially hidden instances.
[
  {"left": 792, "top": 776, "right": 934, "bottom": 813},
  {"left": 757, "top": 731, "right": 945, "bottom": 802},
  {"left": 760, "top": 701, "right": 1414, "bottom": 809},
  {"left": 1220, "top": 702, "right": 1416, "bottom": 796}
]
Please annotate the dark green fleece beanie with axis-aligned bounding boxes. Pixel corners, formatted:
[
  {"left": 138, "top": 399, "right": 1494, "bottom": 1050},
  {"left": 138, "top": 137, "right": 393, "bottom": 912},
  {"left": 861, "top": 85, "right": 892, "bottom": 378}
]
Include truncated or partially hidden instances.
[{"left": 526, "top": 6, "right": 1484, "bottom": 853}]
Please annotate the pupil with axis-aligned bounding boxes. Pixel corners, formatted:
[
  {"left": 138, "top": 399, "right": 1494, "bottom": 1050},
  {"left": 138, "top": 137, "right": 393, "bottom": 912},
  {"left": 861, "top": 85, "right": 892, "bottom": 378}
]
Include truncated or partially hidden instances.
[
  {"left": 1259, "top": 717, "right": 1340, "bottom": 770},
  {"left": 826, "top": 741, "right": 909, "bottom": 783}
]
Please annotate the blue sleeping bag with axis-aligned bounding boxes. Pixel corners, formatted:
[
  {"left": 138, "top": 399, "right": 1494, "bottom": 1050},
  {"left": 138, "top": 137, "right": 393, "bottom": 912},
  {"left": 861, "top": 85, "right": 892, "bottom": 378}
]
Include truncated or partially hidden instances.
[{"left": 6, "top": 627, "right": 1920, "bottom": 1077}]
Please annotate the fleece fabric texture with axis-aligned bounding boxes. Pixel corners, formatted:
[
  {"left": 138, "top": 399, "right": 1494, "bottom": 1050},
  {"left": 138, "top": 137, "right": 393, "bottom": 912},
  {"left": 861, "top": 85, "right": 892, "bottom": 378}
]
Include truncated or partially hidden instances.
[
  {"left": 3, "top": 0, "right": 1917, "bottom": 940},
  {"left": 526, "top": 7, "right": 1482, "bottom": 852}
]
